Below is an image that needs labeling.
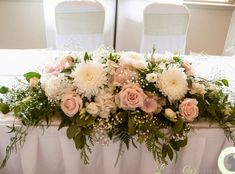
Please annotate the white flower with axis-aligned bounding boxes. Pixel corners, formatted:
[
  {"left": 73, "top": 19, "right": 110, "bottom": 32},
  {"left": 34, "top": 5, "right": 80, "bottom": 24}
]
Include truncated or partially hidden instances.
[
  {"left": 190, "top": 82, "right": 206, "bottom": 96},
  {"left": 43, "top": 75, "right": 72, "bottom": 100},
  {"left": 164, "top": 108, "right": 177, "bottom": 122},
  {"left": 95, "top": 89, "right": 117, "bottom": 118},
  {"left": 92, "top": 46, "right": 113, "bottom": 62},
  {"left": 157, "top": 67, "right": 188, "bottom": 103},
  {"left": 86, "top": 102, "right": 99, "bottom": 116},
  {"left": 119, "top": 51, "right": 147, "bottom": 69},
  {"left": 71, "top": 61, "right": 107, "bottom": 98},
  {"left": 146, "top": 73, "right": 158, "bottom": 83}
]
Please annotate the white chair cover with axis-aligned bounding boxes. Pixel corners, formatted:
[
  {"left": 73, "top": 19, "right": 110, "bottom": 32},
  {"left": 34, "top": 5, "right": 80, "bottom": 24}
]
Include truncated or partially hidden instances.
[
  {"left": 115, "top": 0, "right": 189, "bottom": 53},
  {"left": 141, "top": 3, "right": 189, "bottom": 54},
  {"left": 223, "top": 10, "right": 235, "bottom": 56},
  {"left": 43, "top": 0, "right": 115, "bottom": 51}
]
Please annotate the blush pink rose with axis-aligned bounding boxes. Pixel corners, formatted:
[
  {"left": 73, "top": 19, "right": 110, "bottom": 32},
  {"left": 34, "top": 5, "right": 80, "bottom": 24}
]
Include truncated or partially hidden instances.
[
  {"left": 61, "top": 92, "right": 83, "bottom": 117},
  {"left": 116, "top": 84, "right": 146, "bottom": 110},
  {"left": 111, "top": 65, "right": 139, "bottom": 86},
  {"left": 46, "top": 55, "right": 73, "bottom": 75},
  {"left": 140, "top": 94, "right": 162, "bottom": 113},
  {"left": 179, "top": 98, "right": 199, "bottom": 122},
  {"left": 182, "top": 61, "right": 194, "bottom": 76}
]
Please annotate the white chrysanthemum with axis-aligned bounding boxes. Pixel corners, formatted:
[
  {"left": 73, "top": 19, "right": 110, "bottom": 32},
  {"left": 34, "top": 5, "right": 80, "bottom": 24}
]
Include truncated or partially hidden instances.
[
  {"left": 95, "top": 89, "right": 117, "bottom": 118},
  {"left": 71, "top": 62, "right": 107, "bottom": 98},
  {"left": 119, "top": 51, "right": 147, "bottom": 69},
  {"left": 157, "top": 67, "right": 188, "bottom": 103},
  {"left": 43, "top": 75, "right": 72, "bottom": 100}
]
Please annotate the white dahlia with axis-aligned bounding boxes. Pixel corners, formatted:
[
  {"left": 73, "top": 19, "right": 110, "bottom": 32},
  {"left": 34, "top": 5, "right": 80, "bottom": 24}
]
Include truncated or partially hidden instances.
[
  {"left": 119, "top": 51, "right": 147, "bottom": 69},
  {"left": 157, "top": 67, "right": 188, "bottom": 103},
  {"left": 71, "top": 61, "right": 107, "bottom": 98}
]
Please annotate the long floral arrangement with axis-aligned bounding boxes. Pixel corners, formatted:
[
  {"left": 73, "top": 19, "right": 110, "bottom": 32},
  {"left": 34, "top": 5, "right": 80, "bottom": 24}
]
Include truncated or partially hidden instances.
[{"left": 0, "top": 48, "right": 235, "bottom": 168}]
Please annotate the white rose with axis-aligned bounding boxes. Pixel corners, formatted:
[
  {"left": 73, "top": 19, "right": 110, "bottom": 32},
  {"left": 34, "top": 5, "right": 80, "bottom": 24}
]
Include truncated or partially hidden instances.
[
  {"left": 86, "top": 102, "right": 99, "bottom": 116},
  {"left": 164, "top": 108, "right": 177, "bottom": 122},
  {"left": 146, "top": 73, "right": 158, "bottom": 83},
  {"left": 190, "top": 82, "right": 206, "bottom": 96}
]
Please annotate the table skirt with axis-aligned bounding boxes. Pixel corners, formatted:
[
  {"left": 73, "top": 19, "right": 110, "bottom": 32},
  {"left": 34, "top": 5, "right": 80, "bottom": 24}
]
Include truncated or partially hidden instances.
[{"left": 0, "top": 125, "right": 233, "bottom": 174}]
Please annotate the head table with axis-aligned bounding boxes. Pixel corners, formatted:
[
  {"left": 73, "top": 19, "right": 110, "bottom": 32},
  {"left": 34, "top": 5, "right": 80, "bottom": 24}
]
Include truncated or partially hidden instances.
[{"left": 0, "top": 49, "right": 235, "bottom": 174}]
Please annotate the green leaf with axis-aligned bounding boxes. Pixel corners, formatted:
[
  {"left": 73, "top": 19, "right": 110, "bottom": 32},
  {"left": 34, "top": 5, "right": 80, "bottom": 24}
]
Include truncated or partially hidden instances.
[
  {"left": 23, "top": 72, "right": 41, "bottom": 82},
  {"left": 67, "top": 125, "right": 80, "bottom": 139},
  {"left": 173, "top": 56, "right": 181, "bottom": 62},
  {"left": 74, "top": 133, "right": 86, "bottom": 149},
  {"left": 0, "top": 103, "right": 10, "bottom": 114},
  {"left": 167, "top": 145, "right": 173, "bottom": 160},
  {"left": 84, "top": 52, "right": 92, "bottom": 62},
  {"left": 177, "top": 138, "right": 187, "bottom": 147},
  {"left": 155, "top": 130, "right": 164, "bottom": 138},
  {"left": 162, "top": 144, "right": 168, "bottom": 158},
  {"left": 170, "top": 140, "right": 180, "bottom": 151},
  {"left": 0, "top": 86, "right": 9, "bottom": 94},
  {"left": 128, "top": 117, "right": 136, "bottom": 136},
  {"left": 138, "top": 135, "right": 145, "bottom": 144},
  {"left": 173, "top": 117, "right": 183, "bottom": 133},
  {"left": 216, "top": 79, "right": 229, "bottom": 87}
]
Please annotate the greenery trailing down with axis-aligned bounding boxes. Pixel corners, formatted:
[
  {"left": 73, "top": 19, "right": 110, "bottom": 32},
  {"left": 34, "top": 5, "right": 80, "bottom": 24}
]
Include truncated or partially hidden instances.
[
  {"left": 0, "top": 124, "right": 29, "bottom": 169},
  {"left": 0, "top": 48, "right": 235, "bottom": 169}
]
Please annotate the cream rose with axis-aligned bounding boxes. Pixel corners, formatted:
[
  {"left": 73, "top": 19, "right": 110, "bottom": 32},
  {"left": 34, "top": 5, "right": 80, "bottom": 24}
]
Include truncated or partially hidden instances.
[
  {"left": 190, "top": 82, "right": 206, "bottom": 96},
  {"left": 164, "top": 108, "right": 177, "bottom": 122},
  {"left": 86, "top": 102, "right": 99, "bottom": 116},
  {"left": 61, "top": 92, "right": 83, "bottom": 117},
  {"left": 179, "top": 98, "right": 199, "bottom": 122},
  {"left": 116, "top": 84, "right": 146, "bottom": 110}
]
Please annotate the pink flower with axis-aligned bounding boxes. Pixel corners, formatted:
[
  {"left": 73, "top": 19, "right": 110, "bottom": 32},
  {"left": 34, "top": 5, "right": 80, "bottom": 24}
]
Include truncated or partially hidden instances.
[
  {"left": 182, "top": 61, "right": 194, "bottom": 76},
  {"left": 116, "top": 84, "right": 146, "bottom": 110},
  {"left": 46, "top": 55, "right": 73, "bottom": 75},
  {"left": 141, "top": 93, "right": 163, "bottom": 113},
  {"left": 111, "top": 65, "right": 139, "bottom": 86},
  {"left": 179, "top": 98, "right": 199, "bottom": 122},
  {"left": 61, "top": 92, "right": 83, "bottom": 117}
]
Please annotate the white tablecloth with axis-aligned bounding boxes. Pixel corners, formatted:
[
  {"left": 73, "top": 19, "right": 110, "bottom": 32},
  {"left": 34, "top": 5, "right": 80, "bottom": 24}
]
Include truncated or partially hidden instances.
[{"left": 0, "top": 50, "right": 235, "bottom": 174}]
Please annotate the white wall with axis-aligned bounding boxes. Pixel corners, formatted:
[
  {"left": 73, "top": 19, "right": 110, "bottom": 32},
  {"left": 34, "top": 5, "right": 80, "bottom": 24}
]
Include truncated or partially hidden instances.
[
  {"left": 0, "top": 0, "right": 46, "bottom": 49},
  {"left": 0, "top": 0, "right": 233, "bottom": 55},
  {"left": 186, "top": 5, "right": 233, "bottom": 55}
]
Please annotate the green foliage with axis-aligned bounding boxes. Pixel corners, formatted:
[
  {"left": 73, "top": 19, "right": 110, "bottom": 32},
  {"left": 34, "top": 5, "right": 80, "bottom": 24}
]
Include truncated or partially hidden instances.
[
  {"left": 0, "top": 125, "right": 29, "bottom": 169},
  {"left": 145, "top": 133, "right": 167, "bottom": 164},
  {"left": 0, "top": 103, "right": 9, "bottom": 114},
  {"left": 0, "top": 86, "right": 9, "bottom": 94},
  {"left": 23, "top": 72, "right": 41, "bottom": 82},
  {"left": 173, "top": 117, "right": 184, "bottom": 133},
  {"left": 216, "top": 79, "right": 229, "bottom": 87},
  {"left": 84, "top": 52, "right": 92, "bottom": 62}
]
